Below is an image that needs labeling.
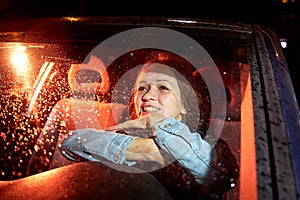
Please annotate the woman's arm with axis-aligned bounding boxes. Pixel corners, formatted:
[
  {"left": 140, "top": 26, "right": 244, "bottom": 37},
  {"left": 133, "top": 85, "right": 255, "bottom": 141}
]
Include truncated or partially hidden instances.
[
  {"left": 125, "top": 138, "right": 164, "bottom": 165},
  {"left": 59, "top": 117, "right": 239, "bottom": 197},
  {"left": 152, "top": 117, "right": 213, "bottom": 184},
  {"left": 60, "top": 116, "right": 213, "bottom": 182}
]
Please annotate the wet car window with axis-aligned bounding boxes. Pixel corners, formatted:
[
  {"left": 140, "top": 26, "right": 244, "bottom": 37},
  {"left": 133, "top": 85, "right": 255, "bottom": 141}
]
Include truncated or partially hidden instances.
[
  {"left": 1, "top": 17, "right": 298, "bottom": 200},
  {"left": 0, "top": 30, "right": 249, "bottom": 196}
]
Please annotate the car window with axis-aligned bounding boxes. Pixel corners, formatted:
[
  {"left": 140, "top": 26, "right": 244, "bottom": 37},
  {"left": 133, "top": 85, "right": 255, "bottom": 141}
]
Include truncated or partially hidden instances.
[
  {"left": 0, "top": 17, "right": 298, "bottom": 200},
  {"left": 0, "top": 26, "right": 248, "bottom": 197}
]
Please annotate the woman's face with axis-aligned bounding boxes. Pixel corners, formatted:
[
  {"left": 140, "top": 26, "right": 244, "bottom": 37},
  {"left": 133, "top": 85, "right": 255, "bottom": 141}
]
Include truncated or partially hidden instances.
[{"left": 133, "top": 64, "right": 186, "bottom": 121}]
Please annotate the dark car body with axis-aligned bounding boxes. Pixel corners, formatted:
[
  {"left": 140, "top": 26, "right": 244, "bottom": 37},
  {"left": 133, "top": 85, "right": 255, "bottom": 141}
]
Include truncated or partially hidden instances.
[{"left": 0, "top": 16, "right": 299, "bottom": 200}]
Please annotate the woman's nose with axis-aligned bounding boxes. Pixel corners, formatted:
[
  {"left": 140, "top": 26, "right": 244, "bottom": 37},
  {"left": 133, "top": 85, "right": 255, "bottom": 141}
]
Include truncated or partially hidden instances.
[{"left": 142, "top": 88, "right": 157, "bottom": 101}]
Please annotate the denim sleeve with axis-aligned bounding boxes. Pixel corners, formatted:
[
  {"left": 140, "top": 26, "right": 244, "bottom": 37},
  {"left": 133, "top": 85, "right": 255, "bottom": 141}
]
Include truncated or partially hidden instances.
[
  {"left": 59, "top": 128, "right": 137, "bottom": 166},
  {"left": 153, "top": 117, "right": 213, "bottom": 184}
]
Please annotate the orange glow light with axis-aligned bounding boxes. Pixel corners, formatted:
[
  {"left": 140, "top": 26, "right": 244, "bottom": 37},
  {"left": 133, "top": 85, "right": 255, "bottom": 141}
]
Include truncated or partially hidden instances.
[{"left": 11, "top": 46, "right": 29, "bottom": 74}]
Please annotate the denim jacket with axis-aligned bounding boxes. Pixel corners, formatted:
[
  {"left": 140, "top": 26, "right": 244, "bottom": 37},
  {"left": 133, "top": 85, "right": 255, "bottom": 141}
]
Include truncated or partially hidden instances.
[{"left": 60, "top": 117, "right": 213, "bottom": 184}]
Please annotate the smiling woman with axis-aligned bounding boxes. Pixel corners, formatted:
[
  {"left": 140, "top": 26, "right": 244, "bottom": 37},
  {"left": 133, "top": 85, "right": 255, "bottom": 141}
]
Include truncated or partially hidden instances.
[{"left": 57, "top": 49, "right": 239, "bottom": 200}]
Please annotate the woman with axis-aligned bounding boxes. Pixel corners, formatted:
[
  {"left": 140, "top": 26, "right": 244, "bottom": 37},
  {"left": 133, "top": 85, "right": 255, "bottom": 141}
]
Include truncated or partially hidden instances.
[{"left": 60, "top": 50, "right": 239, "bottom": 199}]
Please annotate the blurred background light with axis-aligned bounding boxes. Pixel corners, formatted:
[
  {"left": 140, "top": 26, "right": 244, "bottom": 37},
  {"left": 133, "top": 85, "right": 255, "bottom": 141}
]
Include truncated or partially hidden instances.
[{"left": 11, "top": 46, "right": 28, "bottom": 74}]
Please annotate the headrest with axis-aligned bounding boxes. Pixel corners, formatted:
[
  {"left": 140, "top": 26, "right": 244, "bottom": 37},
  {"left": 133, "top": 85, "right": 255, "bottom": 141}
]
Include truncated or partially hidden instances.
[{"left": 68, "top": 55, "right": 110, "bottom": 97}]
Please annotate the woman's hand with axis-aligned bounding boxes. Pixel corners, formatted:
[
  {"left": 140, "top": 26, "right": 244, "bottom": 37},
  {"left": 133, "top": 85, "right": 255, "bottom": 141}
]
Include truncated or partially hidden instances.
[
  {"left": 103, "top": 113, "right": 168, "bottom": 164},
  {"left": 106, "top": 113, "right": 167, "bottom": 137},
  {"left": 125, "top": 138, "right": 165, "bottom": 165}
]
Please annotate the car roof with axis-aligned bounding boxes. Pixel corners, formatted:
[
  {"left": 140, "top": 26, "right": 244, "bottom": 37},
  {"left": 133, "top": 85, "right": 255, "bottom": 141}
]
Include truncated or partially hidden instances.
[{"left": 0, "top": 16, "right": 253, "bottom": 43}]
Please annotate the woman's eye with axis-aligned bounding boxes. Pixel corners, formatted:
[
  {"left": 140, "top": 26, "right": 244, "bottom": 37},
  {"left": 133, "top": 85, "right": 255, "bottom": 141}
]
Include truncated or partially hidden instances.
[
  {"left": 159, "top": 85, "right": 169, "bottom": 91},
  {"left": 138, "top": 86, "right": 147, "bottom": 92}
]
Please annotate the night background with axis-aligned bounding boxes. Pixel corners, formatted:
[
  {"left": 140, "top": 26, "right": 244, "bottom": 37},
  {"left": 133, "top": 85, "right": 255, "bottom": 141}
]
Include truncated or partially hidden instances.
[{"left": 0, "top": 0, "right": 299, "bottom": 105}]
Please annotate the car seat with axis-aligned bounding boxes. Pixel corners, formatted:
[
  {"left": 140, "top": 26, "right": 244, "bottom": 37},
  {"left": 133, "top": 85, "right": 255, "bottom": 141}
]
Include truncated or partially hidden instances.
[{"left": 26, "top": 55, "right": 127, "bottom": 176}]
